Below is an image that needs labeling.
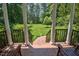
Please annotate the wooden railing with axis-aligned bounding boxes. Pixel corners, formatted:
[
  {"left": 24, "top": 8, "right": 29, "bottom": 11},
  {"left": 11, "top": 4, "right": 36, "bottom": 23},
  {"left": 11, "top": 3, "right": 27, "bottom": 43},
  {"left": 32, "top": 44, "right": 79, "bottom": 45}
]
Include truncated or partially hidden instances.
[
  {"left": 11, "top": 29, "right": 32, "bottom": 43},
  {"left": 0, "top": 29, "right": 79, "bottom": 48},
  {"left": 55, "top": 29, "right": 67, "bottom": 42},
  {"left": 11, "top": 29, "right": 24, "bottom": 43},
  {"left": 0, "top": 29, "right": 32, "bottom": 48},
  {"left": 71, "top": 30, "right": 79, "bottom": 45},
  {"left": 46, "top": 29, "right": 79, "bottom": 45},
  {"left": 0, "top": 30, "right": 8, "bottom": 48}
]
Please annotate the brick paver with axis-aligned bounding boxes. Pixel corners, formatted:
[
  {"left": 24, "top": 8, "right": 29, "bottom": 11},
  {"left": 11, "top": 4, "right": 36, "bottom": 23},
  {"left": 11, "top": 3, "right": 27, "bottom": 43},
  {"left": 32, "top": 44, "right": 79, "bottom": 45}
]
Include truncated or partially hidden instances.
[{"left": 21, "top": 36, "right": 58, "bottom": 56}]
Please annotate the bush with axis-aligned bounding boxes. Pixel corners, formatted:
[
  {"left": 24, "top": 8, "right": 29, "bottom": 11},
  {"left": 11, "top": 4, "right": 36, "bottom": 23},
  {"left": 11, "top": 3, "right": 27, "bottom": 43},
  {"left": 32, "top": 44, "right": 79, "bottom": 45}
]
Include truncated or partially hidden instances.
[
  {"left": 12, "top": 24, "right": 24, "bottom": 30},
  {"left": 57, "top": 15, "right": 70, "bottom": 26},
  {"left": 43, "top": 16, "right": 52, "bottom": 25},
  {"left": 57, "top": 17, "right": 64, "bottom": 26}
]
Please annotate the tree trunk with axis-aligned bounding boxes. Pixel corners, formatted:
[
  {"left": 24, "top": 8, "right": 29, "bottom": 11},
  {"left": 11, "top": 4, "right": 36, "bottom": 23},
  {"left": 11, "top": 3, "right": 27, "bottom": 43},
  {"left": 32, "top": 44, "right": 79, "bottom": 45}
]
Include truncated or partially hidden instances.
[
  {"left": 66, "top": 3, "right": 75, "bottom": 45},
  {"left": 21, "top": 3, "right": 29, "bottom": 45},
  {"left": 2, "top": 3, "right": 13, "bottom": 45},
  {"left": 50, "top": 3, "right": 57, "bottom": 44}
]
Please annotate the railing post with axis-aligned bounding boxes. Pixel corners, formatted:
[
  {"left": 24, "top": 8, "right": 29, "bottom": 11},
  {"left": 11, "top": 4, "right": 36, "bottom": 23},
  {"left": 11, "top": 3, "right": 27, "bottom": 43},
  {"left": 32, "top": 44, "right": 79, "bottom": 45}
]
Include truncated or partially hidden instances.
[
  {"left": 2, "top": 3, "right": 13, "bottom": 45},
  {"left": 66, "top": 3, "right": 75, "bottom": 45},
  {"left": 21, "top": 3, "right": 30, "bottom": 46},
  {"left": 50, "top": 3, "right": 57, "bottom": 44}
]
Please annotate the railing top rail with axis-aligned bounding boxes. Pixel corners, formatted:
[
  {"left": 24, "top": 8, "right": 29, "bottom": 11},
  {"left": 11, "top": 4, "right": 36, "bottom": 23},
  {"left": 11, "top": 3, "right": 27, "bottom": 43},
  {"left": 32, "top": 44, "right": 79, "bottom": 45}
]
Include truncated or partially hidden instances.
[{"left": 46, "top": 29, "right": 79, "bottom": 35}]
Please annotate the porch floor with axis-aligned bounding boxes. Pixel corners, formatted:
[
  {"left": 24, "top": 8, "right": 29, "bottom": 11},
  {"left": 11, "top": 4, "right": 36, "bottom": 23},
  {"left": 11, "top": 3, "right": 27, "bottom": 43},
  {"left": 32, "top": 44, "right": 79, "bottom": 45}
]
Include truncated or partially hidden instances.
[
  {"left": 21, "top": 36, "right": 58, "bottom": 56},
  {"left": 15, "top": 36, "right": 74, "bottom": 56}
]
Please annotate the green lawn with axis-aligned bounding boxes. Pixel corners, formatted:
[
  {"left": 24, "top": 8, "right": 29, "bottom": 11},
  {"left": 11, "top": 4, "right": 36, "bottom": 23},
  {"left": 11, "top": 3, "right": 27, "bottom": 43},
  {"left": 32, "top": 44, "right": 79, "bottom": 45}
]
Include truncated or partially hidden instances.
[{"left": 29, "top": 24, "right": 51, "bottom": 40}]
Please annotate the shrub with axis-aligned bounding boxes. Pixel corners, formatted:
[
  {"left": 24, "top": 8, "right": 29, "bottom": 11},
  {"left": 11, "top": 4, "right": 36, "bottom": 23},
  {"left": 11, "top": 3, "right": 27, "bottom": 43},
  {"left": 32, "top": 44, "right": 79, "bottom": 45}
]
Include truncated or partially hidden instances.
[
  {"left": 57, "top": 17, "right": 64, "bottom": 26},
  {"left": 43, "top": 16, "right": 52, "bottom": 25},
  {"left": 12, "top": 24, "right": 24, "bottom": 30}
]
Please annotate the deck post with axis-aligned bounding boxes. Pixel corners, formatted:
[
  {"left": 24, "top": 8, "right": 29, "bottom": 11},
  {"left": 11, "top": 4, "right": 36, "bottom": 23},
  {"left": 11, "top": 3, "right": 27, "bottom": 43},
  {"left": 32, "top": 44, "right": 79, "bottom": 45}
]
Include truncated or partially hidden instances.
[
  {"left": 2, "top": 3, "right": 13, "bottom": 45},
  {"left": 50, "top": 3, "right": 57, "bottom": 44},
  {"left": 66, "top": 3, "right": 75, "bottom": 45},
  {"left": 21, "top": 3, "right": 30, "bottom": 46}
]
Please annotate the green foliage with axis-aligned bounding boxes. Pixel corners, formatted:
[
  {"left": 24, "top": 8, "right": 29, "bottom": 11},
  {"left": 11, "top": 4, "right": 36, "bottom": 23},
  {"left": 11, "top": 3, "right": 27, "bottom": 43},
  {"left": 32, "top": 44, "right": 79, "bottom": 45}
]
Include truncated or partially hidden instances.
[
  {"left": 7, "top": 4, "right": 23, "bottom": 24},
  {"left": 57, "top": 15, "right": 70, "bottom": 26},
  {"left": 0, "top": 3, "right": 79, "bottom": 27},
  {"left": 12, "top": 24, "right": 24, "bottom": 30},
  {"left": 43, "top": 16, "right": 52, "bottom": 25},
  {"left": 0, "top": 3, "right": 79, "bottom": 44},
  {"left": 57, "top": 17, "right": 64, "bottom": 26},
  {"left": 0, "top": 24, "right": 4, "bottom": 31}
]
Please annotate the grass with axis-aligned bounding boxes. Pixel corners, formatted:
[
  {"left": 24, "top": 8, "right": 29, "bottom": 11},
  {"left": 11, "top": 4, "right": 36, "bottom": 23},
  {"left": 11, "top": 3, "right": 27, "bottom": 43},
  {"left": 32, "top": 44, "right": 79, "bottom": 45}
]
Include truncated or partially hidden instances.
[{"left": 29, "top": 24, "right": 51, "bottom": 41}]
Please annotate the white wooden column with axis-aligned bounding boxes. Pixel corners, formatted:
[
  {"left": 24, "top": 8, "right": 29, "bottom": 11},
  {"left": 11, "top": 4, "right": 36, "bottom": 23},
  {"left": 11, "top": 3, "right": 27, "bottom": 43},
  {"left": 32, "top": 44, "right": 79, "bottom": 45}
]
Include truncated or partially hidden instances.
[
  {"left": 50, "top": 3, "right": 57, "bottom": 44},
  {"left": 2, "top": 3, "right": 13, "bottom": 45},
  {"left": 21, "top": 3, "right": 29, "bottom": 45},
  {"left": 66, "top": 3, "right": 75, "bottom": 45}
]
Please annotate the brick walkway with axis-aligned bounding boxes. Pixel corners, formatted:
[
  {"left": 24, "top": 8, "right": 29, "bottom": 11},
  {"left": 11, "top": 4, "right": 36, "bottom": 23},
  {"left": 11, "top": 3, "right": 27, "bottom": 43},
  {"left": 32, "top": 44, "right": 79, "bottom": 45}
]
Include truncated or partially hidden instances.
[
  {"left": 21, "top": 36, "right": 58, "bottom": 56},
  {"left": 33, "top": 36, "right": 46, "bottom": 46}
]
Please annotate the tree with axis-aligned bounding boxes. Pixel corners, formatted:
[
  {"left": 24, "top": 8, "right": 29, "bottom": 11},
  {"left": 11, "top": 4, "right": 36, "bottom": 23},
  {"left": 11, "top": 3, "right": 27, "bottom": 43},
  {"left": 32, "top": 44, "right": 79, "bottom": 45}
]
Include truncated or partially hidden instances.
[
  {"left": 7, "top": 4, "right": 23, "bottom": 24},
  {"left": 74, "top": 4, "right": 79, "bottom": 30},
  {"left": 0, "top": 4, "right": 4, "bottom": 25},
  {"left": 40, "top": 3, "right": 48, "bottom": 23},
  {"left": 34, "top": 3, "right": 40, "bottom": 23},
  {"left": 27, "top": 3, "right": 36, "bottom": 24},
  {"left": 56, "top": 3, "right": 71, "bottom": 26}
]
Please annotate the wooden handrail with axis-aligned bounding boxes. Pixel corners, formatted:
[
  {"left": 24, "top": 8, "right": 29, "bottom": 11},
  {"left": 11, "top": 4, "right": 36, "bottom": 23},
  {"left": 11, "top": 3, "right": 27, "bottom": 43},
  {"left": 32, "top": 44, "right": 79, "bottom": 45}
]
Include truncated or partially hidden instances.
[{"left": 46, "top": 29, "right": 79, "bottom": 43}]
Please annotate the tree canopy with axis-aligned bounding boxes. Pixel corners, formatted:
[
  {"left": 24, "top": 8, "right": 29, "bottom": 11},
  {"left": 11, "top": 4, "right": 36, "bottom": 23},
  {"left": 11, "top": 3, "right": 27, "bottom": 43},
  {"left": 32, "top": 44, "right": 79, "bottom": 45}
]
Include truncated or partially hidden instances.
[{"left": 0, "top": 3, "right": 79, "bottom": 30}]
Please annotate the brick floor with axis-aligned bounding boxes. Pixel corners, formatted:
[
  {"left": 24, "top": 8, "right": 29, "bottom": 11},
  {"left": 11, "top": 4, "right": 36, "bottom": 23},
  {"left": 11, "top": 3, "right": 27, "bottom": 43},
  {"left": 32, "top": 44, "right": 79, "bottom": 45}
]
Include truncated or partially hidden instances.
[{"left": 21, "top": 36, "right": 58, "bottom": 56}]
